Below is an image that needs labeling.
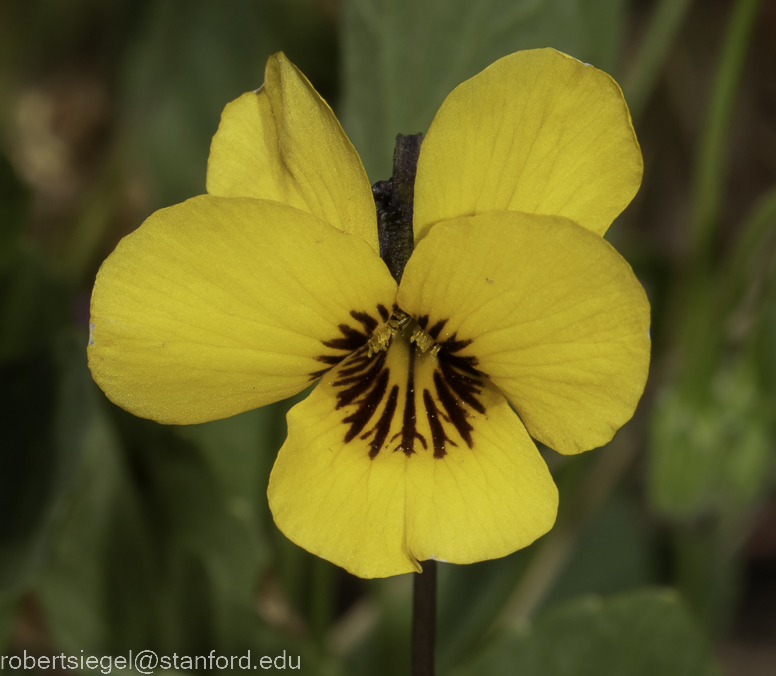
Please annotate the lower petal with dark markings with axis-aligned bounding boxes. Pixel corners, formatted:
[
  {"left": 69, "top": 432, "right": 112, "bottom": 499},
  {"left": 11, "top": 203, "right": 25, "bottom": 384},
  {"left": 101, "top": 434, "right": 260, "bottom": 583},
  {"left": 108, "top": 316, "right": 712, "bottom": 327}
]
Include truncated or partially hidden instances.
[{"left": 268, "top": 334, "right": 559, "bottom": 578}]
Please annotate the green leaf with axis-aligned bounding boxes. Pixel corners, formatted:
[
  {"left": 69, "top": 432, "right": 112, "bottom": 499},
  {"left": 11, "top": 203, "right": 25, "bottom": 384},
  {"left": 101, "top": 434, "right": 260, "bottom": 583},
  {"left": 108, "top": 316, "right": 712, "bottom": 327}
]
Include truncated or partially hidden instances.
[
  {"left": 341, "top": 0, "right": 627, "bottom": 182},
  {"left": 435, "top": 453, "right": 654, "bottom": 672},
  {"left": 119, "top": 0, "right": 336, "bottom": 207},
  {"left": 455, "top": 589, "right": 722, "bottom": 676},
  {"left": 540, "top": 492, "right": 657, "bottom": 608},
  {"left": 146, "top": 428, "right": 268, "bottom": 653},
  {"left": 648, "top": 358, "right": 772, "bottom": 521},
  {"left": 723, "top": 185, "right": 776, "bottom": 320},
  {"left": 690, "top": 0, "right": 763, "bottom": 260},
  {"left": 343, "top": 576, "right": 412, "bottom": 676},
  {"left": 37, "top": 393, "right": 128, "bottom": 653},
  {"left": 39, "top": 406, "right": 274, "bottom": 654},
  {"left": 436, "top": 552, "right": 534, "bottom": 672},
  {"left": 176, "top": 408, "right": 273, "bottom": 521}
]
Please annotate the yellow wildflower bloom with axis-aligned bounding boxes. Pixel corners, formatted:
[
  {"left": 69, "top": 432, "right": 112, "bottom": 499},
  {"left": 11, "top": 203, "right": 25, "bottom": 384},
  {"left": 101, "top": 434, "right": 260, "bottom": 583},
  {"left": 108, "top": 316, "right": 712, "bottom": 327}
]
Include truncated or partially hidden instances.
[{"left": 88, "top": 49, "right": 649, "bottom": 578}]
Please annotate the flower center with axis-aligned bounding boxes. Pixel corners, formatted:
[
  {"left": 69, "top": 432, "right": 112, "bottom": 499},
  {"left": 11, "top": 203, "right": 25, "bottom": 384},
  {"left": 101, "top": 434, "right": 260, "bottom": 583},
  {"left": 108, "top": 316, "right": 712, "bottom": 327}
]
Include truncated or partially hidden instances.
[
  {"left": 367, "top": 309, "right": 441, "bottom": 359},
  {"left": 311, "top": 304, "right": 490, "bottom": 460}
]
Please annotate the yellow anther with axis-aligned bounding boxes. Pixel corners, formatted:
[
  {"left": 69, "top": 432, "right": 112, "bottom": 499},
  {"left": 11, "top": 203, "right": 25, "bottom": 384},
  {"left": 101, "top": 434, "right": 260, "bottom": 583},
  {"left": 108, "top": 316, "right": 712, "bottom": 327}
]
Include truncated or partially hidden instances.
[
  {"left": 410, "top": 325, "right": 441, "bottom": 361},
  {"left": 367, "top": 327, "right": 392, "bottom": 356},
  {"left": 367, "top": 310, "right": 411, "bottom": 356},
  {"left": 366, "top": 310, "right": 442, "bottom": 360},
  {"left": 410, "top": 327, "right": 435, "bottom": 353}
]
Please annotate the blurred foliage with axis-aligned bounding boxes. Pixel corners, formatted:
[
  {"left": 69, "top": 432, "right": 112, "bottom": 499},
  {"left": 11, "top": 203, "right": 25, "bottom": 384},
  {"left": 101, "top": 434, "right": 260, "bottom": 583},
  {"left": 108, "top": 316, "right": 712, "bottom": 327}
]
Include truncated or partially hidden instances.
[
  {"left": 455, "top": 589, "right": 723, "bottom": 676},
  {"left": 342, "top": 0, "right": 628, "bottom": 181},
  {"left": 1, "top": 0, "right": 776, "bottom": 674}
]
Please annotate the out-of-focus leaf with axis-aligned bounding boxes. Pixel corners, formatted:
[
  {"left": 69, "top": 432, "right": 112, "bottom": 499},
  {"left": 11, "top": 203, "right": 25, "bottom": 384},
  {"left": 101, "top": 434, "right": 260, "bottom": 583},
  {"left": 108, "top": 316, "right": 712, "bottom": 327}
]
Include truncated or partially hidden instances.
[
  {"left": 0, "top": 251, "right": 71, "bottom": 365},
  {"left": 436, "top": 455, "right": 652, "bottom": 672},
  {"left": 436, "top": 551, "right": 533, "bottom": 672},
  {"left": 119, "top": 0, "right": 336, "bottom": 208},
  {"left": 541, "top": 492, "right": 657, "bottom": 607},
  {"left": 344, "top": 576, "right": 412, "bottom": 676},
  {"left": 0, "top": 153, "right": 29, "bottom": 272},
  {"left": 0, "top": 332, "right": 92, "bottom": 593},
  {"left": 0, "top": 594, "right": 19, "bottom": 653},
  {"left": 37, "top": 391, "right": 126, "bottom": 653},
  {"left": 758, "top": 253, "right": 776, "bottom": 394},
  {"left": 176, "top": 409, "right": 272, "bottom": 522},
  {"left": 724, "top": 186, "right": 776, "bottom": 312},
  {"left": 40, "top": 404, "right": 275, "bottom": 655},
  {"left": 671, "top": 526, "right": 742, "bottom": 632},
  {"left": 148, "top": 429, "right": 267, "bottom": 653},
  {"left": 622, "top": 0, "right": 694, "bottom": 120},
  {"left": 690, "top": 0, "right": 762, "bottom": 258},
  {"left": 649, "top": 359, "right": 772, "bottom": 521},
  {"left": 454, "top": 589, "right": 722, "bottom": 676},
  {"left": 58, "top": 166, "right": 124, "bottom": 288},
  {"left": 39, "top": 396, "right": 337, "bottom": 665},
  {"left": 341, "top": 0, "right": 627, "bottom": 181},
  {"left": 227, "top": 388, "right": 333, "bottom": 625}
]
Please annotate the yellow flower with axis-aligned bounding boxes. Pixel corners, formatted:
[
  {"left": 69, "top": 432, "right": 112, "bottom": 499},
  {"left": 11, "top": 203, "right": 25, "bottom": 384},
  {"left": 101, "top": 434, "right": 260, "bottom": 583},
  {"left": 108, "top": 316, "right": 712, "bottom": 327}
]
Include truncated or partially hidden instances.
[{"left": 88, "top": 49, "right": 649, "bottom": 578}]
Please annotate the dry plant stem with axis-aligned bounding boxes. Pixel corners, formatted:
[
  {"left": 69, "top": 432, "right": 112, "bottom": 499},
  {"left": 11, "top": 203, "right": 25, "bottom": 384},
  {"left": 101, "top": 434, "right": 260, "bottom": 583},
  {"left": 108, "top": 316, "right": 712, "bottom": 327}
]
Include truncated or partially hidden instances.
[
  {"left": 373, "top": 132, "right": 423, "bottom": 282},
  {"left": 494, "top": 434, "right": 637, "bottom": 627},
  {"left": 412, "top": 559, "right": 437, "bottom": 676},
  {"left": 372, "top": 132, "right": 434, "bottom": 674}
]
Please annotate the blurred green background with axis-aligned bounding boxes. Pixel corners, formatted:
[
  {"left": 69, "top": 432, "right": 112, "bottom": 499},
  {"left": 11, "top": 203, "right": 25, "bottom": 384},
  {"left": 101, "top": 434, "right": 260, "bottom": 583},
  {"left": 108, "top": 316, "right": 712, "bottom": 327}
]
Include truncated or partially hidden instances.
[{"left": 1, "top": 0, "right": 776, "bottom": 674}]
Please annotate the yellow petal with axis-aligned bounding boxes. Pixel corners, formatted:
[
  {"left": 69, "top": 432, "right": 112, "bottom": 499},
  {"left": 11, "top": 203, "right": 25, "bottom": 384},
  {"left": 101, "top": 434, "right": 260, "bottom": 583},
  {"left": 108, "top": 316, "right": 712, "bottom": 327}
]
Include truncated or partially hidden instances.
[
  {"left": 398, "top": 211, "right": 650, "bottom": 454},
  {"left": 206, "top": 52, "right": 379, "bottom": 252},
  {"left": 268, "top": 334, "right": 558, "bottom": 578},
  {"left": 88, "top": 195, "right": 396, "bottom": 425},
  {"left": 413, "top": 48, "right": 642, "bottom": 241}
]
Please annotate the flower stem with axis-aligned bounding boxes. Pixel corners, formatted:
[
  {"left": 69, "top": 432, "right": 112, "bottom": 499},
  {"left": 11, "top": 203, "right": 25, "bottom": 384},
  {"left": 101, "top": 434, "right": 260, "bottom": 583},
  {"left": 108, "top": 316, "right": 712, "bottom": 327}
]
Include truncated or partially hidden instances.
[
  {"left": 372, "top": 131, "right": 435, "bottom": 673},
  {"left": 372, "top": 132, "right": 423, "bottom": 283},
  {"left": 412, "top": 559, "right": 437, "bottom": 676}
]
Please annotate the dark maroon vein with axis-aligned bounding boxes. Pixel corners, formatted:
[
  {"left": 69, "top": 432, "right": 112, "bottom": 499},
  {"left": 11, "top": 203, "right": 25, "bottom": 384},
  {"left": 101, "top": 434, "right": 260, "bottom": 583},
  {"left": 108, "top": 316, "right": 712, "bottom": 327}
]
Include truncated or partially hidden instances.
[
  {"left": 335, "top": 352, "right": 387, "bottom": 408},
  {"left": 350, "top": 310, "right": 379, "bottom": 334},
  {"left": 438, "top": 355, "right": 485, "bottom": 414},
  {"left": 343, "top": 368, "right": 390, "bottom": 442},
  {"left": 423, "top": 389, "right": 455, "bottom": 459},
  {"left": 427, "top": 319, "right": 447, "bottom": 340},
  {"left": 364, "top": 385, "right": 399, "bottom": 459},
  {"left": 433, "top": 371, "right": 475, "bottom": 448},
  {"left": 392, "top": 346, "right": 427, "bottom": 455}
]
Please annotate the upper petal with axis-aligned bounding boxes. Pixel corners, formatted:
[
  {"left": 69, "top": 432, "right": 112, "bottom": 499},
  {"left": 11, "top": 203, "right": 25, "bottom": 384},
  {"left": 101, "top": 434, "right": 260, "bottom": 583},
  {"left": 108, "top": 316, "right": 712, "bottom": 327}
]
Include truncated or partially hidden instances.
[
  {"left": 398, "top": 211, "right": 650, "bottom": 454},
  {"left": 268, "top": 335, "right": 557, "bottom": 578},
  {"left": 88, "top": 195, "right": 396, "bottom": 425},
  {"left": 206, "top": 52, "right": 379, "bottom": 252},
  {"left": 413, "top": 48, "right": 642, "bottom": 241}
]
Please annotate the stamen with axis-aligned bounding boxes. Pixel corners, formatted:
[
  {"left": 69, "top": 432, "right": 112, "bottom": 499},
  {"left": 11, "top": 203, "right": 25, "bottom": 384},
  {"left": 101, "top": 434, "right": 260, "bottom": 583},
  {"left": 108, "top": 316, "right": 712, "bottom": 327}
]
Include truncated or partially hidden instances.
[
  {"left": 410, "top": 328, "right": 442, "bottom": 361},
  {"left": 337, "top": 317, "right": 485, "bottom": 460},
  {"left": 367, "top": 309, "right": 411, "bottom": 356},
  {"left": 367, "top": 310, "right": 444, "bottom": 361}
]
